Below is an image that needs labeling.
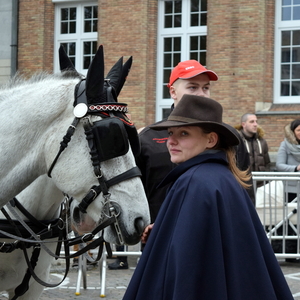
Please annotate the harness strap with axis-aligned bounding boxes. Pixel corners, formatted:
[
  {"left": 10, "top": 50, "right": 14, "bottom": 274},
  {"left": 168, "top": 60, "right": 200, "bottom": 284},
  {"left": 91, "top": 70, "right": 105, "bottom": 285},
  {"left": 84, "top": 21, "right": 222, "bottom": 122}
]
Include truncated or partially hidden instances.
[
  {"left": 13, "top": 246, "right": 41, "bottom": 300},
  {"left": 48, "top": 117, "right": 80, "bottom": 178},
  {"left": 0, "top": 201, "right": 65, "bottom": 252},
  {"left": 82, "top": 117, "right": 110, "bottom": 195},
  {"left": 0, "top": 215, "right": 114, "bottom": 257},
  {"left": 1, "top": 205, "right": 68, "bottom": 297},
  {"left": 106, "top": 166, "right": 141, "bottom": 188},
  {"left": 67, "top": 216, "right": 116, "bottom": 248},
  {"left": 78, "top": 166, "right": 141, "bottom": 213},
  {"left": 1, "top": 206, "right": 40, "bottom": 300},
  {"left": 10, "top": 198, "right": 50, "bottom": 229},
  {"left": 18, "top": 229, "right": 71, "bottom": 289}
]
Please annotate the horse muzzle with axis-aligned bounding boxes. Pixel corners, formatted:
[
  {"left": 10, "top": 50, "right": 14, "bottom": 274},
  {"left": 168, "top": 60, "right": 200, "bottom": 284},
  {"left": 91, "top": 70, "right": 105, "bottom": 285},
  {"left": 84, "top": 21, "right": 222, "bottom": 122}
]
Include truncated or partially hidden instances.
[{"left": 71, "top": 205, "right": 97, "bottom": 234}]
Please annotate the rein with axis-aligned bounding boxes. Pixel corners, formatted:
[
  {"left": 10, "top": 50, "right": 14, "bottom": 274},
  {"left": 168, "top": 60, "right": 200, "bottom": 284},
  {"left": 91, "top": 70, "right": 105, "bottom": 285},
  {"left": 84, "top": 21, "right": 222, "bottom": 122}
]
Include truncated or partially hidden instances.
[
  {"left": 0, "top": 195, "right": 113, "bottom": 299},
  {"left": 0, "top": 197, "right": 68, "bottom": 253},
  {"left": 0, "top": 196, "right": 114, "bottom": 258}
]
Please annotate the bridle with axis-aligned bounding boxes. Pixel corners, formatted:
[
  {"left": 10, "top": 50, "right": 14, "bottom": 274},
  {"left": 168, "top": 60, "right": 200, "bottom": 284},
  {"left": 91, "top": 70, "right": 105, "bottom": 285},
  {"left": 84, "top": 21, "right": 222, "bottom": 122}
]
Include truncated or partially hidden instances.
[
  {"left": 0, "top": 77, "right": 141, "bottom": 297},
  {"left": 47, "top": 78, "right": 142, "bottom": 244},
  {"left": 0, "top": 45, "right": 142, "bottom": 299}
]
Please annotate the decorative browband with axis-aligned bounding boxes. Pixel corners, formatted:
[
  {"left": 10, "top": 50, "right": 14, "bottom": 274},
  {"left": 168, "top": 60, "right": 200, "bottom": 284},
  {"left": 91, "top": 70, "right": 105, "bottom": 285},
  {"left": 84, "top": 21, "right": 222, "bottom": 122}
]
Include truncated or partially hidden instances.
[{"left": 88, "top": 103, "right": 128, "bottom": 113}]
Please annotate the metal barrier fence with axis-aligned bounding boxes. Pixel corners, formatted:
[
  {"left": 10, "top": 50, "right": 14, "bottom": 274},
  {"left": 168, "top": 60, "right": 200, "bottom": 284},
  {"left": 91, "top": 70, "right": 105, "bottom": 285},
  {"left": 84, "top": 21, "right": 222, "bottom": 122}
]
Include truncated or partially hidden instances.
[
  {"left": 75, "top": 244, "right": 142, "bottom": 297},
  {"left": 252, "top": 172, "right": 300, "bottom": 260}
]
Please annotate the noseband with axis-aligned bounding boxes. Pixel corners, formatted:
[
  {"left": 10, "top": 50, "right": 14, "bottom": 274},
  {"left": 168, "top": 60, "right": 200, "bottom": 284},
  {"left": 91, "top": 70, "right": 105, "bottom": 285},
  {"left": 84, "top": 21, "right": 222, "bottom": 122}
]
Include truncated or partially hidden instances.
[{"left": 47, "top": 79, "right": 142, "bottom": 243}]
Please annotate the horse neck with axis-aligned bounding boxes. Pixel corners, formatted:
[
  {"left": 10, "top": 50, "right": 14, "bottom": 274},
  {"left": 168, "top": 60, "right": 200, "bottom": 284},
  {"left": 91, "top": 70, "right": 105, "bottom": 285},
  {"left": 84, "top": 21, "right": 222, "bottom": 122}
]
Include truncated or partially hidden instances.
[
  {"left": 0, "top": 77, "right": 77, "bottom": 205},
  {"left": 15, "top": 175, "right": 64, "bottom": 220}
]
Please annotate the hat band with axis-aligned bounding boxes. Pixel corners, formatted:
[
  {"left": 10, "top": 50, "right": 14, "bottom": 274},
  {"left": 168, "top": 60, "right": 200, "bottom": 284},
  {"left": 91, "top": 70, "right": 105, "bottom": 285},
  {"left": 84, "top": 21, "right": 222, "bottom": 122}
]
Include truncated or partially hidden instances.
[{"left": 168, "top": 115, "right": 222, "bottom": 124}]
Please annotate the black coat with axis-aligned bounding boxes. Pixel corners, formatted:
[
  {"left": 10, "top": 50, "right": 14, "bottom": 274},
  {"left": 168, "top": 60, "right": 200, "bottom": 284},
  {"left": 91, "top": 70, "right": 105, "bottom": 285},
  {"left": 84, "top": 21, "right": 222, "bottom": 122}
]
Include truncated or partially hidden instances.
[{"left": 124, "top": 151, "right": 293, "bottom": 300}]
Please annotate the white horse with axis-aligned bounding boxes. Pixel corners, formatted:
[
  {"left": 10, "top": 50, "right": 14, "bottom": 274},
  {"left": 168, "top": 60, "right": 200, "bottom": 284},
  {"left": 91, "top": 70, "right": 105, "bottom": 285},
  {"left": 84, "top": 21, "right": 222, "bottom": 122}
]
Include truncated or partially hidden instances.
[
  {"left": 0, "top": 175, "right": 65, "bottom": 299},
  {"left": 0, "top": 45, "right": 150, "bottom": 299}
]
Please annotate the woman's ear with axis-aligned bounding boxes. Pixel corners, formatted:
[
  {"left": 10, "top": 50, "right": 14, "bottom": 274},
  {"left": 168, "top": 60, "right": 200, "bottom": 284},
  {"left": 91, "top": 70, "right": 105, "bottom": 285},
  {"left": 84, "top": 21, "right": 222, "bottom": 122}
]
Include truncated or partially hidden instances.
[{"left": 206, "top": 132, "right": 218, "bottom": 149}]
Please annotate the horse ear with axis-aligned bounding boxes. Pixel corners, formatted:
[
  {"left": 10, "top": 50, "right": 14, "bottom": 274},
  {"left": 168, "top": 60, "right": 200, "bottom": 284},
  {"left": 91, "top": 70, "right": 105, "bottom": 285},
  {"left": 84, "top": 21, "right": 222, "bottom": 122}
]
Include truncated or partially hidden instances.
[
  {"left": 59, "top": 45, "right": 76, "bottom": 72},
  {"left": 105, "top": 57, "right": 123, "bottom": 92},
  {"left": 86, "top": 45, "right": 105, "bottom": 103},
  {"left": 116, "top": 56, "right": 132, "bottom": 96}
]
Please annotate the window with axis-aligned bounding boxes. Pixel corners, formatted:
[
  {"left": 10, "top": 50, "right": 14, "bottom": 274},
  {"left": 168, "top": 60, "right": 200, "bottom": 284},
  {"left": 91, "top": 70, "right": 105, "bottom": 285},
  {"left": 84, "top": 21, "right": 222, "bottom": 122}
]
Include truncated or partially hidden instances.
[
  {"left": 156, "top": 0, "right": 207, "bottom": 120},
  {"left": 274, "top": 0, "right": 300, "bottom": 103},
  {"left": 53, "top": 2, "right": 98, "bottom": 75}
]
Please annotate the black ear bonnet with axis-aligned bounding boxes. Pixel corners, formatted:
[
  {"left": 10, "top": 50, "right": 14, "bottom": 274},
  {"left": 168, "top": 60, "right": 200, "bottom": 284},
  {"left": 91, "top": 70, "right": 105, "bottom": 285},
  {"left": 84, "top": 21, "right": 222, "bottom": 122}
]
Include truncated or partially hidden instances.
[{"left": 59, "top": 45, "right": 140, "bottom": 158}]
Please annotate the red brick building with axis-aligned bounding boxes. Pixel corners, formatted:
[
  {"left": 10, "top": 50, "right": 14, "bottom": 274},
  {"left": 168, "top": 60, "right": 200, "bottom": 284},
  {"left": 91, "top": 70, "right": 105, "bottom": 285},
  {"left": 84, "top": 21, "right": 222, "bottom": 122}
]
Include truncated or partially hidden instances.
[{"left": 3, "top": 0, "right": 300, "bottom": 160}]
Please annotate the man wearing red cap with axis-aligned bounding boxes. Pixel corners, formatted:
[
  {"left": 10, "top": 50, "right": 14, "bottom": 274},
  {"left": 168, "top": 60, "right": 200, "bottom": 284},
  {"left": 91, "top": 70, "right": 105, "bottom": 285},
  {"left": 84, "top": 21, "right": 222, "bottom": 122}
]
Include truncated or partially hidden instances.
[
  {"left": 167, "top": 60, "right": 218, "bottom": 107},
  {"left": 134, "top": 60, "right": 254, "bottom": 229}
]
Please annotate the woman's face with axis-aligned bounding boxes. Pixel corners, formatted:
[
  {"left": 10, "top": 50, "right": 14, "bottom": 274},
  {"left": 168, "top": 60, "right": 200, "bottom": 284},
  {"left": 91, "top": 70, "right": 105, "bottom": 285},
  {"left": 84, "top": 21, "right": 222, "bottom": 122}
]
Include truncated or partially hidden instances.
[
  {"left": 294, "top": 125, "right": 300, "bottom": 141},
  {"left": 167, "top": 126, "right": 217, "bottom": 164}
]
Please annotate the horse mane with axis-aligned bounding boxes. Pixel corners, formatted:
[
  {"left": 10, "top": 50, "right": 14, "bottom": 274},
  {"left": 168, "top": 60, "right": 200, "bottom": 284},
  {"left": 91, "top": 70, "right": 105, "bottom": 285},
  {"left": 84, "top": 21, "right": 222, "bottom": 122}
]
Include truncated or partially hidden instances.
[{"left": 0, "top": 70, "right": 82, "bottom": 90}]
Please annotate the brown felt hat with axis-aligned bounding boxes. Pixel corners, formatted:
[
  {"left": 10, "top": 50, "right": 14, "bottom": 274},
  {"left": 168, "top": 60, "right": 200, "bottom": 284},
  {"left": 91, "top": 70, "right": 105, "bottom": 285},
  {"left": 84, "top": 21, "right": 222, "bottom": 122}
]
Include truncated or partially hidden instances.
[{"left": 149, "top": 94, "right": 239, "bottom": 147}]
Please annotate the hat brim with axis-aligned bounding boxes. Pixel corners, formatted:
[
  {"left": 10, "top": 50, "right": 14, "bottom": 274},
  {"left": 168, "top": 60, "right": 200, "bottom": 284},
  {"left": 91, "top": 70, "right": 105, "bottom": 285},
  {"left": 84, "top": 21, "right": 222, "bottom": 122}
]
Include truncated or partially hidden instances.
[
  {"left": 149, "top": 120, "right": 239, "bottom": 147},
  {"left": 167, "top": 70, "right": 218, "bottom": 88},
  {"left": 179, "top": 70, "right": 218, "bottom": 81}
]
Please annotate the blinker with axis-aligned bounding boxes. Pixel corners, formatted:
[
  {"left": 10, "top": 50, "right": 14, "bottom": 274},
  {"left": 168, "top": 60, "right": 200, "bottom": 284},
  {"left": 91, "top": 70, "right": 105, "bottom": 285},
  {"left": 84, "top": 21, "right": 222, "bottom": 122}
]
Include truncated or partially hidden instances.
[{"left": 92, "top": 118, "right": 129, "bottom": 162}]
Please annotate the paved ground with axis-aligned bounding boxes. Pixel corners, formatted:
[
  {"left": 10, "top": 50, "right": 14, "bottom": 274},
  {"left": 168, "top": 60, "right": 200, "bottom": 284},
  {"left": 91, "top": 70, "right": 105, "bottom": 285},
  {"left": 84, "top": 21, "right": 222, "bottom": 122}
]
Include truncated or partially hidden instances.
[
  {"left": 40, "top": 255, "right": 139, "bottom": 300},
  {"left": 41, "top": 258, "right": 300, "bottom": 299},
  {"left": 1, "top": 251, "right": 300, "bottom": 299}
]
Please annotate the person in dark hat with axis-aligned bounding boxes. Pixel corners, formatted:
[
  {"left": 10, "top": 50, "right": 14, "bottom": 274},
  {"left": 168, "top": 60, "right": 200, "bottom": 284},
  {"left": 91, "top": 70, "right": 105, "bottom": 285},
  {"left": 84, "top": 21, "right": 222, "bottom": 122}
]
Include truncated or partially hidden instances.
[
  {"left": 136, "top": 60, "right": 254, "bottom": 226},
  {"left": 123, "top": 95, "right": 293, "bottom": 300}
]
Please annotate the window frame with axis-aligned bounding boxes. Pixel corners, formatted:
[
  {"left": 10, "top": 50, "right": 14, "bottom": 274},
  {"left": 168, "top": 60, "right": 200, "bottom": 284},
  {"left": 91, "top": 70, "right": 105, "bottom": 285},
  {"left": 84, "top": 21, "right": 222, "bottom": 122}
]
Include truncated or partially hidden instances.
[
  {"left": 274, "top": 0, "right": 300, "bottom": 104},
  {"left": 53, "top": 1, "right": 98, "bottom": 75},
  {"left": 156, "top": 0, "right": 207, "bottom": 121}
]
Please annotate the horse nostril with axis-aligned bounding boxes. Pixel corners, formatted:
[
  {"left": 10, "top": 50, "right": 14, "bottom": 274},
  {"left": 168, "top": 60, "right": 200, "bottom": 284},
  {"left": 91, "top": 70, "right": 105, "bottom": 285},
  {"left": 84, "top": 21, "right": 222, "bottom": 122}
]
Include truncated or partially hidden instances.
[
  {"left": 135, "top": 218, "right": 145, "bottom": 236},
  {"left": 73, "top": 206, "right": 81, "bottom": 223}
]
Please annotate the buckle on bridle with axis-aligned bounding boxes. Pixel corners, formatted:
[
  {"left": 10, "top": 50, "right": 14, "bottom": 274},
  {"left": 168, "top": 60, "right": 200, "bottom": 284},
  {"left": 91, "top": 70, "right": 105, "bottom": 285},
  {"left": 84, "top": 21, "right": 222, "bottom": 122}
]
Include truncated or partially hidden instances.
[
  {"left": 90, "top": 189, "right": 98, "bottom": 201},
  {"left": 81, "top": 233, "right": 94, "bottom": 243},
  {"left": 0, "top": 242, "right": 6, "bottom": 251},
  {"left": 109, "top": 203, "right": 124, "bottom": 244}
]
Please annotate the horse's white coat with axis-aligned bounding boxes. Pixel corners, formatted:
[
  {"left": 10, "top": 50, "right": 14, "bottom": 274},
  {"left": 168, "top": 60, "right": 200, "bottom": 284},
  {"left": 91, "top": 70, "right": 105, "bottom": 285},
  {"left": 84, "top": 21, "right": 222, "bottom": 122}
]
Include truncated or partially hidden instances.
[
  {"left": 0, "top": 175, "right": 64, "bottom": 300},
  {"left": 0, "top": 74, "right": 150, "bottom": 299}
]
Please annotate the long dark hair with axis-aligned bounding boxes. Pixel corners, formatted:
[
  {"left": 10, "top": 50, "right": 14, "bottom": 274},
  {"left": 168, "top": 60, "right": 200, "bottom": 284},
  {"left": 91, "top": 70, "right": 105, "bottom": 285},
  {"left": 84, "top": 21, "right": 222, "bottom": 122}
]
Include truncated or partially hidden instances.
[{"left": 201, "top": 127, "right": 251, "bottom": 189}]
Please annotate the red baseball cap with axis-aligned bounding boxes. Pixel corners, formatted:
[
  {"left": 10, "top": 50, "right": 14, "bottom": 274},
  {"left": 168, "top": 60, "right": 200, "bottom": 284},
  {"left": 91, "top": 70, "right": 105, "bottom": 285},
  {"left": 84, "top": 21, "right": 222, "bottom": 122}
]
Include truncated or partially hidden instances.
[{"left": 167, "top": 60, "right": 218, "bottom": 88}]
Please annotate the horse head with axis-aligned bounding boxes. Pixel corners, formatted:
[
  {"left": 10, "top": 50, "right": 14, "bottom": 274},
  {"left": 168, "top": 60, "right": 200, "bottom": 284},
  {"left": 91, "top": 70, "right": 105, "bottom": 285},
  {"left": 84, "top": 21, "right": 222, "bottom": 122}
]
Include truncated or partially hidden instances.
[{"left": 48, "top": 45, "right": 149, "bottom": 245}]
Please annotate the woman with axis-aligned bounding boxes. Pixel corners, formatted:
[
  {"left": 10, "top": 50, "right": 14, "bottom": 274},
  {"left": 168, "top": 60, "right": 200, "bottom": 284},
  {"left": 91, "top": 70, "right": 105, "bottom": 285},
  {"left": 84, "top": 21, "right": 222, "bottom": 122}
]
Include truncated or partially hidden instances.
[
  {"left": 275, "top": 119, "right": 300, "bottom": 260},
  {"left": 123, "top": 95, "right": 293, "bottom": 300},
  {"left": 276, "top": 119, "right": 300, "bottom": 202}
]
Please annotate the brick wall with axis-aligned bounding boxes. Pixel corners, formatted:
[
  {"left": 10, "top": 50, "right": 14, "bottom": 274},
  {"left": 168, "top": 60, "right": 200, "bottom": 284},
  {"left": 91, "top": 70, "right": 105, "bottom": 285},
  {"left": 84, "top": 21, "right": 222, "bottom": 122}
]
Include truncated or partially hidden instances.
[
  {"left": 208, "top": 0, "right": 275, "bottom": 120},
  {"left": 16, "top": 0, "right": 298, "bottom": 156},
  {"left": 17, "top": 0, "right": 157, "bottom": 130},
  {"left": 207, "top": 0, "right": 297, "bottom": 156},
  {"left": 18, "top": 0, "right": 54, "bottom": 77},
  {"left": 98, "top": 0, "right": 157, "bottom": 129}
]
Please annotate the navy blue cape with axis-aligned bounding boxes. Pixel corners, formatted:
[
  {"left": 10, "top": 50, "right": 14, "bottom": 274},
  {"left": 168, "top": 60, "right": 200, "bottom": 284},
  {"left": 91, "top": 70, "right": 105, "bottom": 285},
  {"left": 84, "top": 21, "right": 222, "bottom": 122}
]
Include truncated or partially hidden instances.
[{"left": 123, "top": 151, "right": 293, "bottom": 300}]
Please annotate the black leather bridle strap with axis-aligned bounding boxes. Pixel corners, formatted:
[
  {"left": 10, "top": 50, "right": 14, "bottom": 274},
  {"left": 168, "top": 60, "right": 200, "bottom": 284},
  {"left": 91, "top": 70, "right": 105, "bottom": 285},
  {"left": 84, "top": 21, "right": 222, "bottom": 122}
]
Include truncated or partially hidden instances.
[
  {"left": 12, "top": 246, "right": 41, "bottom": 299},
  {"left": 106, "top": 166, "right": 141, "bottom": 188},
  {"left": 67, "top": 216, "right": 116, "bottom": 248},
  {"left": 77, "top": 185, "right": 103, "bottom": 214},
  {"left": 77, "top": 166, "right": 141, "bottom": 213},
  {"left": 17, "top": 232, "right": 71, "bottom": 289},
  {"left": 48, "top": 117, "right": 80, "bottom": 178},
  {"left": 10, "top": 198, "right": 48, "bottom": 229}
]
